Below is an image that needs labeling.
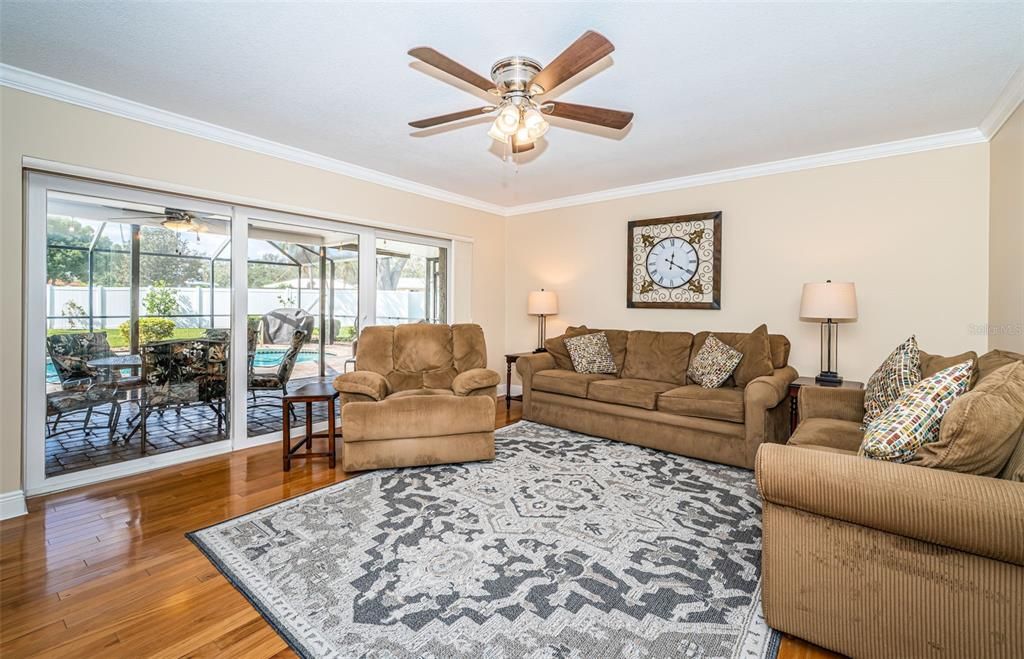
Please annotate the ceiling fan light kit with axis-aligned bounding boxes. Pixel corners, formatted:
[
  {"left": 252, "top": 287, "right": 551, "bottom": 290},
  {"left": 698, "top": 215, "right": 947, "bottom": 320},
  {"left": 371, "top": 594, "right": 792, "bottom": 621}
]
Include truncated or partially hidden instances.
[{"left": 408, "top": 30, "right": 634, "bottom": 156}]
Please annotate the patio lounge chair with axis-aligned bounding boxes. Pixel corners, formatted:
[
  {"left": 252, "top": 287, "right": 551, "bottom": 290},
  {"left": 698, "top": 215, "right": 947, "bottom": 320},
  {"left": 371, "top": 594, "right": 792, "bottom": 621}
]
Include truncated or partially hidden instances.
[{"left": 46, "top": 333, "right": 122, "bottom": 440}]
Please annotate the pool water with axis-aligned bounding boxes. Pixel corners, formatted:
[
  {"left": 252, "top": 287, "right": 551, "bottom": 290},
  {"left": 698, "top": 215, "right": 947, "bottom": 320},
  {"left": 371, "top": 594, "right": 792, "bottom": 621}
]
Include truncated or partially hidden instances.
[{"left": 252, "top": 348, "right": 320, "bottom": 368}]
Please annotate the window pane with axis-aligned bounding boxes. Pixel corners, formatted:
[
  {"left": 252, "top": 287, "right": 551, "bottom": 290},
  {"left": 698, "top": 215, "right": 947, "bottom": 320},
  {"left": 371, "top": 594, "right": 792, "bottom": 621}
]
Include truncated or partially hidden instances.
[{"left": 375, "top": 238, "right": 447, "bottom": 325}]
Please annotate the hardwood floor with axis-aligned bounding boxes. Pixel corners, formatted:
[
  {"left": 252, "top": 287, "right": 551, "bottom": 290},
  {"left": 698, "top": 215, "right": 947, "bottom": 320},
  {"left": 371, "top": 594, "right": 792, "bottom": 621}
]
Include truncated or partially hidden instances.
[{"left": 1, "top": 400, "right": 839, "bottom": 658}]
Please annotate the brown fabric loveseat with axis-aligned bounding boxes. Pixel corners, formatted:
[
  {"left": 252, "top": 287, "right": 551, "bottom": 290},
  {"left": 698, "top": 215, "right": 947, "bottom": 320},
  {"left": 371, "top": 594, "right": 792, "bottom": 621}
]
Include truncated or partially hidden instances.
[
  {"left": 516, "top": 326, "right": 797, "bottom": 469},
  {"left": 757, "top": 349, "right": 1024, "bottom": 659},
  {"left": 333, "top": 323, "right": 500, "bottom": 472}
]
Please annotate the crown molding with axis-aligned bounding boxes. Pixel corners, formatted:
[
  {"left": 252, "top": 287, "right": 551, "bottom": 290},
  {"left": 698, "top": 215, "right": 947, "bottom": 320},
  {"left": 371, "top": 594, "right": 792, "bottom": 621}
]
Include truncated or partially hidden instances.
[
  {"left": 0, "top": 64, "right": 507, "bottom": 216},
  {"left": 0, "top": 64, "right": 1004, "bottom": 219},
  {"left": 502, "top": 128, "right": 987, "bottom": 215},
  {"left": 979, "top": 64, "right": 1024, "bottom": 139}
]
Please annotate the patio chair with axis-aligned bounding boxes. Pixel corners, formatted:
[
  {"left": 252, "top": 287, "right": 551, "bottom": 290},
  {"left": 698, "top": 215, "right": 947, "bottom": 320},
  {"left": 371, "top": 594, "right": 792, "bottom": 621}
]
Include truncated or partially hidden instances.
[
  {"left": 249, "top": 328, "right": 307, "bottom": 419},
  {"left": 46, "top": 333, "right": 122, "bottom": 439},
  {"left": 130, "top": 338, "right": 229, "bottom": 454}
]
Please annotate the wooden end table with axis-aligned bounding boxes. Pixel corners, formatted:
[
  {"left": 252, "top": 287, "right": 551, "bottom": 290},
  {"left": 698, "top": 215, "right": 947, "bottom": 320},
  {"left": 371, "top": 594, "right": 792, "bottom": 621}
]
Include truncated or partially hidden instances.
[
  {"left": 282, "top": 382, "right": 339, "bottom": 470},
  {"left": 504, "top": 351, "right": 538, "bottom": 411},
  {"left": 788, "top": 376, "right": 864, "bottom": 432}
]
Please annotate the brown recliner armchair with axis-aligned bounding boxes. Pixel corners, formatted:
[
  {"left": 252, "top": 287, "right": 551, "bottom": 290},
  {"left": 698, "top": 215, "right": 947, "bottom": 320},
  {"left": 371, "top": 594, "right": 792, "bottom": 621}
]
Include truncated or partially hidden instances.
[{"left": 333, "top": 323, "right": 500, "bottom": 471}]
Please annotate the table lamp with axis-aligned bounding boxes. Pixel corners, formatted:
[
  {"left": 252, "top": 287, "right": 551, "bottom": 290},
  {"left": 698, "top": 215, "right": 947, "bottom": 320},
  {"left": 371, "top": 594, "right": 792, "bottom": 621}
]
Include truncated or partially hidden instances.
[
  {"left": 527, "top": 289, "right": 558, "bottom": 352},
  {"left": 800, "top": 280, "right": 858, "bottom": 386}
]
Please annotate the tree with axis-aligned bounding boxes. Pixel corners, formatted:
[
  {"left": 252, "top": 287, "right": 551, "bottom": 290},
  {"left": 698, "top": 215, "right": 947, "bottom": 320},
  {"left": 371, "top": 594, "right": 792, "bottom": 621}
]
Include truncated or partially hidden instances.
[{"left": 144, "top": 280, "right": 180, "bottom": 316}]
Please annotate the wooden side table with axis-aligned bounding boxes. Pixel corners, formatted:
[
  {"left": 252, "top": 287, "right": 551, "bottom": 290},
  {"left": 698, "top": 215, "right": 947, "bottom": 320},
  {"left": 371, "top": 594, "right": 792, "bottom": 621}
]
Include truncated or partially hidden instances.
[
  {"left": 282, "top": 382, "right": 339, "bottom": 470},
  {"left": 504, "top": 352, "right": 537, "bottom": 411},
  {"left": 788, "top": 377, "right": 864, "bottom": 432}
]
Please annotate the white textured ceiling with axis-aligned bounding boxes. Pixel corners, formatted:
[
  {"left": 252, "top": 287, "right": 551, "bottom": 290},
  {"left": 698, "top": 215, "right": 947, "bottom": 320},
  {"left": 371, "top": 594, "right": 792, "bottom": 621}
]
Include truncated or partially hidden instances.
[{"left": 1, "top": 2, "right": 1022, "bottom": 208}]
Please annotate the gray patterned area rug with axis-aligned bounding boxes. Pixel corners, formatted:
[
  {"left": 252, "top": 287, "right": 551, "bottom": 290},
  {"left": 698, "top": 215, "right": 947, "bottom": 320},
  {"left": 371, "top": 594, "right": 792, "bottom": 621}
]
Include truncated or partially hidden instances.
[{"left": 189, "top": 421, "right": 779, "bottom": 658}]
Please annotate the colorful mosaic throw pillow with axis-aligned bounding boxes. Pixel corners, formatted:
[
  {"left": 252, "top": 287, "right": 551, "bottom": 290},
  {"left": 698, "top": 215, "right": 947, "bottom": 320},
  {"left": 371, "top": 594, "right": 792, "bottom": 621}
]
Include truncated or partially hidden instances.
[
  {"left": 859, "top": 360, "right": 973, "bottom": 463},
  {"left": 564, "top": 331, "right": 617, "bottom": 374},
  {"left": 688, "top": 334, "right": 743, "bottom": 388},
  {"left": 863, "top": 336, "right": 922, "bottom": 426}
]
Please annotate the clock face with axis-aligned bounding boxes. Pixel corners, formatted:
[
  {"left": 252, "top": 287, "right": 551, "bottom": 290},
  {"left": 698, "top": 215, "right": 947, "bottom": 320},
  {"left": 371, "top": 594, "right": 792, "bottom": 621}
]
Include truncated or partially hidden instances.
[{"left": 645, "top": 237, "right": 698, "bottom": 289}]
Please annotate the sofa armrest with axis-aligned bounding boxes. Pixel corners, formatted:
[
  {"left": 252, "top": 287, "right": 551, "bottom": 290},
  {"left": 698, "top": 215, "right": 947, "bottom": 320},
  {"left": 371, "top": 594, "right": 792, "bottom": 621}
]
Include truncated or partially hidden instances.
[
  {"left": 453, "top": 368, "right": 500, "bottom": 396},
  {"left": 745, "top": 366, "right": 798, "bottom": 410},
  {"left": 799, "top": 386, "right": 865, "bottom": 423},
  {"left": 756, "top": 443, "right": 1024, "bottom": 566},
  {"left": 515, "top": 352, "right": 556, "bottom": 385},
  {"left": 333, "top": 370, "right": 389, "bottom": 401}
]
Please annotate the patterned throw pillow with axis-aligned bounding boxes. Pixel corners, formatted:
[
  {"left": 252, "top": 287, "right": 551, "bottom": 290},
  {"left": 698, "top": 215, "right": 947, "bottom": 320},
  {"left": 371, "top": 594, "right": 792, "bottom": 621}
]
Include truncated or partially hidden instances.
[
  {"left": 564, "top": 331, "right": 617, "bottom": 374},
  {"left": 863, "top": 336, "right": 922, "bottom": 426},
  {"left": 688, "top": 335, "right": 743, "bottom": 388},
  {"left": 860, "top": 360, "right": 973, "bottom": 463}
]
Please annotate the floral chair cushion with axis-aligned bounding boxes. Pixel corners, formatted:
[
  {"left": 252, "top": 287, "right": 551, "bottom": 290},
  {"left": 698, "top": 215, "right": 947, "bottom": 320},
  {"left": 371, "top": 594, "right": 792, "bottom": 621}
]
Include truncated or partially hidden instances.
[
  {"left": 47, "top": 332, "right": 115, "bottom": 386},
  {"left": 141, "top": 338, "right": 227, "bottom": 406}
]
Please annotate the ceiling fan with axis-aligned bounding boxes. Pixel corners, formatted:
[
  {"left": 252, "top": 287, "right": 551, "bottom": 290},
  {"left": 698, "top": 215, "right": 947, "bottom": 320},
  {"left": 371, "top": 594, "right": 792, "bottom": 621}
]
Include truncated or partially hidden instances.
[
  {"left": 109, "top": 208, "right": 213, "bottom": 235},
  {"left": 408, "top": 30, "right": 633, "bottom": 154}
]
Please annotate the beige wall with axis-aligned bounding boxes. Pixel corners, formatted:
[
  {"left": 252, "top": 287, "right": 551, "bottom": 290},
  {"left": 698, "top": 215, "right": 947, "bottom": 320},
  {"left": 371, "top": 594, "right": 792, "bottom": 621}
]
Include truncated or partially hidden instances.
[
  {"left": 505, "top": 144, "right": 991, "bottom": 385},
  {"left": 988, "top": 102, "right": 1024, "bottom": 353},
  {"left": 0, "top": 87, "right": 505, "bottom": 495}
]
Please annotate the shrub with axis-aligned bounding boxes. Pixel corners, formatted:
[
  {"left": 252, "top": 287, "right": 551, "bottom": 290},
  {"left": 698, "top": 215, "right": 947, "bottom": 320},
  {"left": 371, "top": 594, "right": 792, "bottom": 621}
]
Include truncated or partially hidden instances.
[
  {"left": 144, "top": 281, "right": 179, "bottom": 317},
  {"left": 336, "top": 325, "right": 356, "bottom": 342},
  {"left": 120, "top": 317, "right": 176, "bottom": 344}
]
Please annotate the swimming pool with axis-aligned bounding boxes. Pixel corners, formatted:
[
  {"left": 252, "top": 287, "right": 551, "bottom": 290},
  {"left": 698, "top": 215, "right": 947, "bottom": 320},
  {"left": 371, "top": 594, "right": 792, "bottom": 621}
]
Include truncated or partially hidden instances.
[{"left": 252, "top": 348, "right": 320, "bottom": 368}]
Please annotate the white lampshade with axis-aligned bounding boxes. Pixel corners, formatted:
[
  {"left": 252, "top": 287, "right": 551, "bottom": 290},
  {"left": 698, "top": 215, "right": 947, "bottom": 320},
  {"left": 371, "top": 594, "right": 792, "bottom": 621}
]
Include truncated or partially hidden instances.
[
  {"left": 527, "top": 289, "right": 558, "bottom": 316},
  {"left": 800, "top": 281, "right": 858, "bottom": 320}
]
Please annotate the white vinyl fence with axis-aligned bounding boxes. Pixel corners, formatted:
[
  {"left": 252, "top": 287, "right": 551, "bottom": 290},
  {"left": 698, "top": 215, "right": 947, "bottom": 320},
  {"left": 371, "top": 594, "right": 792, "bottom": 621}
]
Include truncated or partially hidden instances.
[{"left": 47, "top": 285, "right": 427, "bottom": 330}]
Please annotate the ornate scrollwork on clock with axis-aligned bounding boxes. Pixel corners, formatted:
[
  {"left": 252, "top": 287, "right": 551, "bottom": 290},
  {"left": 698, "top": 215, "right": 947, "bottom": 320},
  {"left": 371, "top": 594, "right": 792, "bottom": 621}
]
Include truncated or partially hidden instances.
[{"left": 627, "top": 212, "right": 722, "bottom": 309}]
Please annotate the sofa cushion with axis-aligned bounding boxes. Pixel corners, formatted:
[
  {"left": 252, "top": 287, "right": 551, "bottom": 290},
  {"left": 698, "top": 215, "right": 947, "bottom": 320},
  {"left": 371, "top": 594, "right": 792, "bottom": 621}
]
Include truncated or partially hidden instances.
[
  {"left": 533, "top": 369, "right": 615, "bottom": 398},
  {"left": 544, "top": 326, "right": 591, "bottom": 370},
  {"left": 863, "top": 335, "right": 922, "bottom": 426},
  {"left": 789, "top": 418, "right": 865, "bottom": 452},
  {"left": 909, "top": 361, "right": 1024, "bottom": 477},
  {"left": 733, "top": 324, "right": 775, "bottom": 388},
  {"left": 657, "top": 385, "right": 745, "bottom": 422},
  {"left": 386, "top": 388, "right": 455, "bottom": 400},
  {"left": 691, "top": 331, "right": 791, "bottom": 374},
  {"left": 620, "top": 330, "right": 693, "bottom": 385},
  {"left": 860, "top": 360, "right": 973, "bottom": 463},
  {"left": 688, "top": 335, "right": 743, "bottom": 388},
  {"left": 354, "top": 325, "right": 395, "bottom": 375},
  {"left": 977, "top": 349, "right": 1024, "bottom": 385},
  {"left": 920, "top": 349, "right": 979, "bottom": 387},
  {"left": 601, "top": 329, "right": 630, "bottom": 374},
  {"left": 565, "top": 332, "right": 617, "bottom": 374},
  {"left": 587, "top": 378, "right": 677, "bottom": 410}
]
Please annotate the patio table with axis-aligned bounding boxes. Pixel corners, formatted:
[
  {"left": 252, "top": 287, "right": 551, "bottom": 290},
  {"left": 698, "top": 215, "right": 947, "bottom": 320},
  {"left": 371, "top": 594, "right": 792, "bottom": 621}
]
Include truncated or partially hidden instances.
[{"left": 87, "top": 354, "right": 142, "bottom": 369}]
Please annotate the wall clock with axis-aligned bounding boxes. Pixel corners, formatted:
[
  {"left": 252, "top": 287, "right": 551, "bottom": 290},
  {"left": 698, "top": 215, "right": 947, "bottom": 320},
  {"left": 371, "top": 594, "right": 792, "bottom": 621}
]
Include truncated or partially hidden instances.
[{"left": 627, "top": 212, "right": 722, "bottom": 309}]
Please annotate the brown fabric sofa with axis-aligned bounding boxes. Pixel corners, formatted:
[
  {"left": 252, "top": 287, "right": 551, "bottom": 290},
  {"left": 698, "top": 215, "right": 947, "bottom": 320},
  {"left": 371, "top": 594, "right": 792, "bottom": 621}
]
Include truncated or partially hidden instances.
[
  {"left": 757, "top": 349, "right": 1024, "bottom": 659},
  {"left": 516, "top": 326, "right": 797, "bottom": 469},
  {"left": 333, "top": 323, "right": 500, "bottom": 471}
]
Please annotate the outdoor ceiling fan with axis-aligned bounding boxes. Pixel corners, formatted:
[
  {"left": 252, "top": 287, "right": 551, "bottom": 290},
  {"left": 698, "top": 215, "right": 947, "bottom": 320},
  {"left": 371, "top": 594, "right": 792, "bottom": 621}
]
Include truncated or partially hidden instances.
[
  {"left": 109, "top": 208, "right": 214, "bottom": 235},
  {"left": 408, "top": 30, "right": 633, "bottom": 154}
]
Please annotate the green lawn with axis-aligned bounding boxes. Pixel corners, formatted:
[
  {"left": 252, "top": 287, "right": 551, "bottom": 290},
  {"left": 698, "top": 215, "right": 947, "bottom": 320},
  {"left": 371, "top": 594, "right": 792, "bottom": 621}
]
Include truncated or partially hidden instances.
[{"left": 47, "top": 327, "right": 207, "bottom": 349}]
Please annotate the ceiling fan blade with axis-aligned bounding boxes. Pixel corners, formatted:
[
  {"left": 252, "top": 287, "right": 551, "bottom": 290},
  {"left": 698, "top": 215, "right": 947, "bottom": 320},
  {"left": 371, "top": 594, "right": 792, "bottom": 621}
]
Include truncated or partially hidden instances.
[
  {"left": 530, "top": 30, "right": 614, "bottom": 94},
  {"left": 409, "top": 106, "right": 495, "bottom": 129},
  {"left": 542, "top": 101, "right": 633, "bottom": 130},
  {"left": 408, "top": 47, "right": 495, "bottom": 93}
]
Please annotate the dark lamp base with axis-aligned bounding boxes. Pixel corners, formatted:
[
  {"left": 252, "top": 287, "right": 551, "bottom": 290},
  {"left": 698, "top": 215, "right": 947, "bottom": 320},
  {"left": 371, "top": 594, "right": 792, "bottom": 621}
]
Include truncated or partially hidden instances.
[
  {"left": 815, "top": 371, "right": 844, "bottom": 387},
  {"left": 533, "top": 347, "right": 548, "bottom": 354}
]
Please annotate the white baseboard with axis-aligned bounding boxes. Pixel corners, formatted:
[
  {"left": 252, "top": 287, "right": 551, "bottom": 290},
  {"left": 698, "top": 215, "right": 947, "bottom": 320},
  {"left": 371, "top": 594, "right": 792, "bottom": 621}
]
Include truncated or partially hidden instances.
[
  {"left": 0, "top": 490, "right": 28, "bottom": 520},
  {"left": 499, "top": 384, "right": 523, "bottom": 398}
]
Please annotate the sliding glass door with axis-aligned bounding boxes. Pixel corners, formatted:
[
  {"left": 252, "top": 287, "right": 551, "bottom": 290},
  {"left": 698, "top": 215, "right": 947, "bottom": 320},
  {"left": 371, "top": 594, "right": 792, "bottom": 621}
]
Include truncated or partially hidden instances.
[
  {"left": 244, "top": 217, "right": 362, "bottom": 439},
  {"left": 25, "top": 173, "right": 454, "bottom": 492}
]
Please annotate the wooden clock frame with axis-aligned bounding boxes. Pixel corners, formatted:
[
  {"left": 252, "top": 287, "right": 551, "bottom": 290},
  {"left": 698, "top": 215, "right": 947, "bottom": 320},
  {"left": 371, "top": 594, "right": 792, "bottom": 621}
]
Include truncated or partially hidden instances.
[{"left": 626, "top": 211, "right": 722, "bottom": 309}]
